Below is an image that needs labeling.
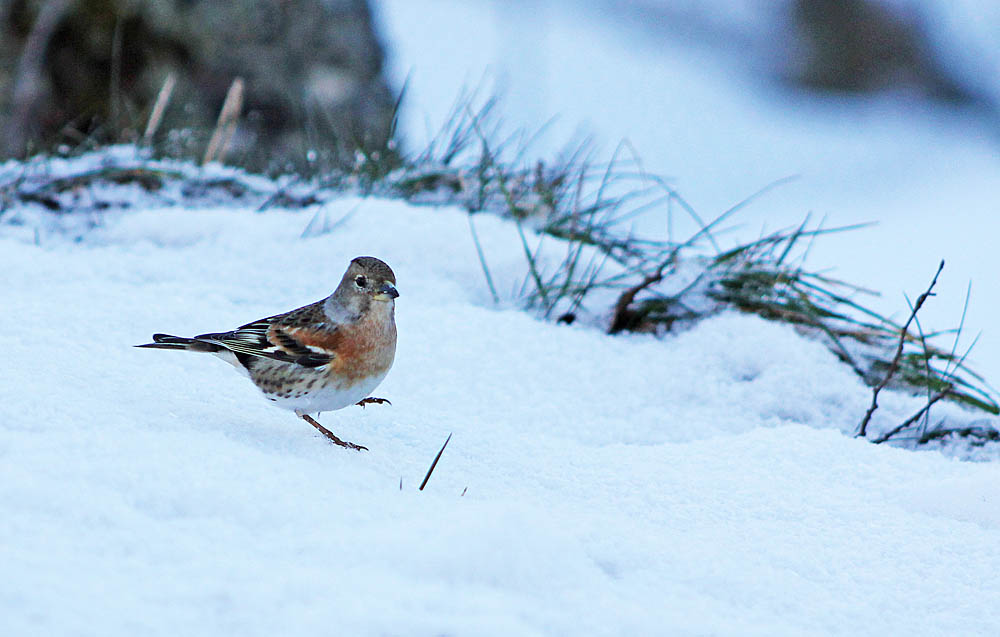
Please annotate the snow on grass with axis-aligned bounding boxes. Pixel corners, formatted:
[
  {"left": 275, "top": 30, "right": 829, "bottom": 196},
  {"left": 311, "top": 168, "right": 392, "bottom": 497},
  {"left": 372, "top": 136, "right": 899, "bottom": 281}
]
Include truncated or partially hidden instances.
[{"left": 3, "top": 162, "right": 1000, "bottom": 634}]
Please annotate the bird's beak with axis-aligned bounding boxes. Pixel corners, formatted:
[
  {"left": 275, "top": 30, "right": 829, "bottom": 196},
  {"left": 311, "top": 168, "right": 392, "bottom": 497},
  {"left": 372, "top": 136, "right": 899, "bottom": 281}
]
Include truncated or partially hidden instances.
[{"left": 375, "top": 282, "right": 399, "bottom": 300}]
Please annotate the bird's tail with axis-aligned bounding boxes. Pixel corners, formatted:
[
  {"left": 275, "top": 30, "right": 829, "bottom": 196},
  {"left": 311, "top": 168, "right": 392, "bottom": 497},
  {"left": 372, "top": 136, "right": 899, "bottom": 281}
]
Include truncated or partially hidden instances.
[{"left": 134, "top": 333, "right": 223, "bottom": 352}]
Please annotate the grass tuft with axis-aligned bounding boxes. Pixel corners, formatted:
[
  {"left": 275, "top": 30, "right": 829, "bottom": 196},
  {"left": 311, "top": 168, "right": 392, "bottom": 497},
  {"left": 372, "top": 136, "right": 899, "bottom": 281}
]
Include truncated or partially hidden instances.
[{"left": 371, "top": 94, "right": 998, "bottom": 426}]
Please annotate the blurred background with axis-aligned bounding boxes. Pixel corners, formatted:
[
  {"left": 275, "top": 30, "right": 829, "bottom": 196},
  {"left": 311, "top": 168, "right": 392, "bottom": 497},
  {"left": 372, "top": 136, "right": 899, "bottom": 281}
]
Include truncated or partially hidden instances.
[
  {"left": 374, "top": 0, "right": 1000, "bottom": 378},
  {"left": 2, "top": 0, "right": 997, "bottom": 378},
  {"left": 373, "top": 0, "right": 1000, "bottom": 380}
]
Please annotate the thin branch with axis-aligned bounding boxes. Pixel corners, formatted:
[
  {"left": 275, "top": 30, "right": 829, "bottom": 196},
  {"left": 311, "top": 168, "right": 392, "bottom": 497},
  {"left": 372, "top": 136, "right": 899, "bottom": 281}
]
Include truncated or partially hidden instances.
[
  {"left": 857, "top": 260, "right": 944, "bottom": 438},
  {"left": 873, "top": 389, "right": 952, "bottom": 444},
  {"left": 607, "top": 256, "right": 674, "bottom": 334}
]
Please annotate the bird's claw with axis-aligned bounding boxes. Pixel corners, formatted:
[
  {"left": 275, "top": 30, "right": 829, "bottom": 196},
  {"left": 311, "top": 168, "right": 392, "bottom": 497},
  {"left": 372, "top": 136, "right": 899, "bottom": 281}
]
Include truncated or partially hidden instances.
[
  {"left": 321, "top": 429, "right": 368, "bottom": 452},
  {"left": 300, "top": 414, "right": 368, "bottom": 451},
  {"left": 356, "top": 397, "right": 391, "bottom": 408}
]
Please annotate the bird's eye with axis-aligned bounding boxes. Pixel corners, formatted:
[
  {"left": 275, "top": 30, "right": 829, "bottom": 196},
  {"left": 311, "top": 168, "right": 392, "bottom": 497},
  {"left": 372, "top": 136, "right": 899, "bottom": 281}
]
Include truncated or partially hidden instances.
[{"left": 354, "top": 275, "right": 368, "bottom": 288}]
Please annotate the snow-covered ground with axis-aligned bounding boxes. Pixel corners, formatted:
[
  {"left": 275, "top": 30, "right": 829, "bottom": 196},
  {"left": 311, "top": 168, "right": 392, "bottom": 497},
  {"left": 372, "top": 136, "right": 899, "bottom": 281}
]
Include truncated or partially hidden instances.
[
  {"left": 3, "top": 1, "right": 1000, "bottom": 632},
  {"left": 374, "top": 0, "right": 1000, "bottom": 386},
  {"left": 2, "top": 150, "right": 1000, "bottom": 634}
]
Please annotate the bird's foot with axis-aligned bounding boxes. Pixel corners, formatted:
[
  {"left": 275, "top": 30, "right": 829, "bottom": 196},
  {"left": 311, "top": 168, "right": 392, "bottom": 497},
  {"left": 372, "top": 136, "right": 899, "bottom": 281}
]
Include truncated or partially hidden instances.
[
  {"left": 300, "top": 414, "right": 368, "bottom": 451},
  {"left": 356, "top": 396, "right": 391, "bottom": 408}
]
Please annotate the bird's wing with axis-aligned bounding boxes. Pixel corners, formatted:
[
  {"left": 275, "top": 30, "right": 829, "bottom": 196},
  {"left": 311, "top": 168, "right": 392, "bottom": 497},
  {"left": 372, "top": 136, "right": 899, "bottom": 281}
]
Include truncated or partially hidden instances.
[{"left": 194, "top": 301, "right": 335, "bottom": 368}]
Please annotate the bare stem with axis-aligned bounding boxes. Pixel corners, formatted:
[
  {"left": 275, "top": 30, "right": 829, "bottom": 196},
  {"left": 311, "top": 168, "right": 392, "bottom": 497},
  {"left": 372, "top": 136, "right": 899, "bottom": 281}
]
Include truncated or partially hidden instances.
[
  {"left": 856, "top": 260, "right": 944, "bottom": 438},
  {"left": 873, "top": 389, "right": 952, "bottom": 444},
  {"left": 203, "top": 78, "right": 245, "bottom": 165},
  {"left": 143, "top": 72, "right": 177, "bottom": 145}
]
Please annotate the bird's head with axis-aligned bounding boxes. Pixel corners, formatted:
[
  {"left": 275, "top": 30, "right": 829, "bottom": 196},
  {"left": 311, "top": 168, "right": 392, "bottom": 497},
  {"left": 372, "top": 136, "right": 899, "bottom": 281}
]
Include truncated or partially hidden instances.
[{"left": 331, "top": 256, "right": 398, "bottom": 319}]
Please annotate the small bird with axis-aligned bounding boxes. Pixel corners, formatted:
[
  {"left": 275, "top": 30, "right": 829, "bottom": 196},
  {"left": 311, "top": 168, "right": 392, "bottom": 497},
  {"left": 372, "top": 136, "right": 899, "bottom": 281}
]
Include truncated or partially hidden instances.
[{"left": 136, "top": 256, "right": 398, "bottom": 451}]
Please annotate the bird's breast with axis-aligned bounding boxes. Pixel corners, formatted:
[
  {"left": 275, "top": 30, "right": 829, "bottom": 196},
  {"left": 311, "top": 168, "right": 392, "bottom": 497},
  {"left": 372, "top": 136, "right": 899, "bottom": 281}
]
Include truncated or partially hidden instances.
[
  {"left": 328, "top": 307, "right": 396, "bottom": 387},
  {"left": 285, "top": 305, "right": 396, "bottom": 388}
]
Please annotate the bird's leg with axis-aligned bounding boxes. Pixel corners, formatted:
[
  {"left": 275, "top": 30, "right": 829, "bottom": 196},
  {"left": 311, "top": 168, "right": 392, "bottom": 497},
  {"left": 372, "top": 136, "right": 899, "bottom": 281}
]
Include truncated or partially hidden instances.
[
  {"left": 356, "top": 397, "right": 391, "bottom": 408},
  {"left": 299, "top": 414, "right": 368, "bottom": 451}
]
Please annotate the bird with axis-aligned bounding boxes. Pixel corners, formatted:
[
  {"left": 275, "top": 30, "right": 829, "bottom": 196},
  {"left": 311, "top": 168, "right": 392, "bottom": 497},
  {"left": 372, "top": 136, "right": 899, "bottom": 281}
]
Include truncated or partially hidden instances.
[{"left": 136, "top": 256, "right": 398, "bottom": 451}]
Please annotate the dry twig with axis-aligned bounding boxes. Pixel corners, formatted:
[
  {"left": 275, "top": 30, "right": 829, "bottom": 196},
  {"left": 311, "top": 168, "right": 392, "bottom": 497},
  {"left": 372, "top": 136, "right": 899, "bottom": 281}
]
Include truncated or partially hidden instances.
[
  {"left": 856, "top": 260, "right": 944, "bottom": 438},
  {"left": 203, "top": 78, "right": 245, "bottom": 165},
  {"left": 142, "top": 72, "right": 177, "bottom": 145},
  {"left": 873, "top": 390, "right": 952, "bottom": 443},
  {"left": 608, "top": 258, "right": 672, "bottom": 334}
]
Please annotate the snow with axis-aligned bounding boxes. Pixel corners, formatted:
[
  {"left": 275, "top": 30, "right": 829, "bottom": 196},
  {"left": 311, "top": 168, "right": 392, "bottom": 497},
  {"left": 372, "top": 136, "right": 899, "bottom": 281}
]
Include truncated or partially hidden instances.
[
  {"left": 3, "top": 1, "right": 1000, "bottom": 632},
  {"left": 3, "top": 164, "right": 1000, "bottom": 634}
]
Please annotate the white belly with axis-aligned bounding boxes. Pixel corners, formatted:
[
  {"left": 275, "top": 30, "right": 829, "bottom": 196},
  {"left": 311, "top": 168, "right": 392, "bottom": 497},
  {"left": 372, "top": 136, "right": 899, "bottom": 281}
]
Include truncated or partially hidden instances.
[{"left": 265, "top": 368, "right": 389, "bottom": 415}]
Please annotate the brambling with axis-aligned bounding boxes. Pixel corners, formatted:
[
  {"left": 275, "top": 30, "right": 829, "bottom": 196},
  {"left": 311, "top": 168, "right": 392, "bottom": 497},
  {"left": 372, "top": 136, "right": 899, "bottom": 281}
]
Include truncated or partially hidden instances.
[{"left": 137, "top": 256, "right": 398, "bottom": 451}]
